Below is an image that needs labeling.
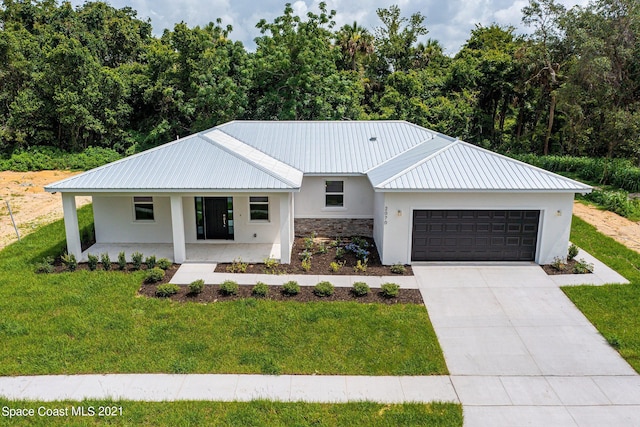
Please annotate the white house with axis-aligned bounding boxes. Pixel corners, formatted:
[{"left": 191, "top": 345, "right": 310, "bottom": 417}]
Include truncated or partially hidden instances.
[{"left": 45, "top": 121, "right": 591, "bottom": 265}]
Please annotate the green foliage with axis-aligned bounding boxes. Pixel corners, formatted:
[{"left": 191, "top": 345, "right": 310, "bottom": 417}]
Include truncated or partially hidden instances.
[
  {"left": 390, "top": 263, "right": 406, "bottom": 274},
  {"left": 87, "top": 254, "right": 98, "bottom": 271},
  {"left": 381, "top": 283, "right": 400, "bottom": 298},
  {"left": 144, "top": 267, "right": 165, "bottom": 283},
  {"left": 352, "top": 281, "right": 370, "bottom": 297},
  {"left": 188, "top": 279, "right": 205, "bottom": 295},
  {"left": 353, "top": 259, "right": 367, "bottom": 273},
  {"left": 303, "top": 236, "right": 315, "bottom": 250},
  {"left": 572, "top": 259, "right": 594, "bottom": 274},
  {"left": 117, "top": 251, "right": 127, "bottom": 270},
  {"left": 335, "top": 247, "right": 346, "bottom": 260},
  {"left": 156, "top": 283, "right": 180, "bottom": 297},
  {"left": 61, "top": 253, "right": 77, "bottom": 272},
  {"left": 131, "top": 252, "right": 143, "bottom": 271},
  {"left": 252, "top": 282, "right": 270, "bottom": 298},
  {"left": 282, "top": 281, "right": 300, "bottom": 296},
  {"left": 567, "top": 244, "right": 579, "bottom": 261},
  {"left": 219, "top": 280, "right": 239, "bottom": 296},
  {"left": 157, "top": 258, "right": 172, "bottom": 270},
  {"left": 34, "top": 256, "right": 54, "bottom": 274},
  {"left": 100, "top": 252, "right": 111, "bottom": 271},
  {"left": 582, "top": 190, "right": 640, "bottom": 219},
  {"left": 329, "top": 261, "right": 344, "bottom": 272},
  {"left": 299, "top": 250, "right": 313, "bottom": 262},
  {"left": 551, "top": 257, "right": 567, "bottom": 271},
  {"left": 317, "top": 242, "right": 328, "bottom": 254},
  {"left": 301, "top": 258, "right": 312, "bottom": 272},
  {"left": 145, "top": 255, "right": 157, "bottom": 269},
  {"left": 314, "top": 281, "right": 335, "bottom": 297},
  {"left": 263, "top": 257, "right": 279, "bottom": 271},
  {"left": 226, "top": 258, "right": 248, "bottom": 273}
]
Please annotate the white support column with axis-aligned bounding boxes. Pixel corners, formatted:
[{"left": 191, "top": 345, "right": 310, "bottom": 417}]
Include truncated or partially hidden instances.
[
  {"left": 280, "top": 193, "right": 292, "bottom": 264},
  {"left": 61, "top": 193, "right": 82, "bottom": 259},
  {"left": 170, "top": 195, "right": 186, "bottom": 263}
]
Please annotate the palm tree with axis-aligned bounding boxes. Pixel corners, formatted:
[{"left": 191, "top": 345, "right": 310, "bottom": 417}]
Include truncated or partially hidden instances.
[{"left": 335, "top": 22, "right": 374, "bottom": 71}]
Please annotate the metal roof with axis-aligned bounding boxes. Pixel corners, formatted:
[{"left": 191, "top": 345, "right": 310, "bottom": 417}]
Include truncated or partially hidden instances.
[
  {"left": 45, "top": 132, "right": 303, "bottom": 192},
  {"left": 373, "top": 140, "right": 592, "bottom": 192}
]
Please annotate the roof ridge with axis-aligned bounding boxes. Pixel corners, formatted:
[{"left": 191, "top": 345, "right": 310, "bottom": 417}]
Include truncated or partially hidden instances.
[
  {"left": 375, "top": 139, "right": 460, "bottom": 188},
  {"left": 199, "top": 129, "right": 302, "bottom": 188},
  {"left": 364, "top": 134, "right": 436, "bottom": 174}
]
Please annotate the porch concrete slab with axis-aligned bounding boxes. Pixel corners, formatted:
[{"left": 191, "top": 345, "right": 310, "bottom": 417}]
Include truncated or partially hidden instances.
[
  {"left": 345, "top": 376, "right": 404, "bottom": 403},
  {"left": 591, "top": 376, "right": 640, "bottom": 405},
  {"left": 566, "top": 406, "right": 640, "bottom": 427},
  {"left": 234, "top": 375, "right": 292, "bottom": 401},
  {"left": 290, "top": 375, "right": 348, "bottom": 402},
  {"left": 420, "top": 287, "right": 511, "bottom": 328},
  {"left": 499, "top": 376, "right": 561, "bottom": 405},
  {"left": 450, "top": 376, "right": 512, "bottom": 405},
  {"left": 545, "top": 377, "right": 612, "bottom": 406},
  {"left": 176, "top": 375, "right": 239, "bottom": 401},
  {"left": 463, "top": 406, "right": 578, "bottom": 427},
  {"left": 399, "top": 376, "right": 459, "bottom": 402}
]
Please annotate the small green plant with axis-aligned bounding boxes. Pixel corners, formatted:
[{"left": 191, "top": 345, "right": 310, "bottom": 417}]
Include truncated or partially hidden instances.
[
  {"left": 301, "top": 258, "right": 312, "bottom": 272},
  {"left": 354, "top": 259, "right": 367, "bottom": 273},
  {"left": 381, "top": 283, "right": 400, "bottom": 298},
  {"left": 551, "top": 256, "right": 567, "bottom": 271},
  {"left": 329, "top": 239, "right": 339, "bottom": 248},
  {"left": 299, "top": 249, "right": 312, "bottom": 262},
  {"left": 282, "top": 280, "right": 300, "bottom": 296},
  {"left": 145, "top": 255, "right": 157, "bottom": 269},
  {"left": 131, "top": 252, "right": 143, "bottom": 270},
  {"left": 61, "top": 253, "right": 77, "bottom": 272},
  {"left": 567, "top": 243, "right": 579, "bottom": 261},
  {"left": 87, "top": 253, "right": 99, "bottom": 271},
  {"left": 117, "top": 251, "right": 127, "bottom": 270},
  {"left": 145, "top": 267, "right": 165, "bottom": 283},
  {"left": 314, "top": 281, "right": 334, "bottom": 297},
  {"left": 157, "top": 258, "right": 172, "bottom": 270},
  {"left": 252, "top": 282, "right": 269, "bottom": 297},
  {"left": 156, "top": 283, "right": 180, "bottom": 297},
  {"left": 317, "top": 242, "right": 328, "bottom": 254},
  {"left": 352, "top": 281, "right": 370, "bottom": 297},
  {"left": 100, "top": 252, "right": 111, "bottom": 271},
  {"left": 263, "top": 257, "right": 279, "bottom": 270},
  {"left": 390, "top": 263, "right": 406, "bottom": 274},
  {"left": 303, "top": 236, "right": 315, "bottom": 250},
  {"left": 226, "top": 258, "right": 248, "bottom": 273},
  {"left": 34, "top": 256, "right": 54, "bottom": 274},
  {"left": 188, "top": 279, "right": 205, "bottom": 295},
  {"left": 573, "top": 258, "right": 594, "bottom": 274},
  {"left": 335, "top": 247, "right": 346, "bottom": 260},
  {"left": 219, "top": 280, "right": 239, "bottom": 296},
  {"left": 329, "top": 261, "right": 344, "bottom": 272}
]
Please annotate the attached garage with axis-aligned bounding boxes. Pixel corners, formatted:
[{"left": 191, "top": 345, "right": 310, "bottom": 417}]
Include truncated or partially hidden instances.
[{"left": 411, "top": 210, "right": 540, "bottom": 261}]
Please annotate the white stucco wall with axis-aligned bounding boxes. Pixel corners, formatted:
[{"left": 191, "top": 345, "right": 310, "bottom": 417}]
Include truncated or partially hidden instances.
[
  {"left": 294, "top": 176, "right": 374, "bottom": 218},
  {"left": 376, "top": 191, "right": 575, "bottom": 265}
]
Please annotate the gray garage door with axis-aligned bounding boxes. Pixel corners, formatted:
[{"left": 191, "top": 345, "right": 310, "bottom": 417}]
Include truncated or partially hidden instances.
[{"left": 411, "top": 210, "right": 540, "bottom": 261}]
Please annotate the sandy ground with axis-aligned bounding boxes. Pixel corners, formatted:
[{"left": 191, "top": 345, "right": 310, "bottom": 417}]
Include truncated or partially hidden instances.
[
  {"left": 0, "top": 170, "right": 92, "bottom": 249},
  {"left": 573, "top": 201, "right": 640, "bottom": 254}
]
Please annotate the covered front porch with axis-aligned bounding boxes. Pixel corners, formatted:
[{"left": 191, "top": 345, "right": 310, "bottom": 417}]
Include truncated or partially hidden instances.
[{"left": 80, "top": 242, "right": 281, "bottom": 263}]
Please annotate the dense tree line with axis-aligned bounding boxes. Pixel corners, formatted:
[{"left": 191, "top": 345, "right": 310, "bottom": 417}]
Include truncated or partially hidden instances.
[{"left": 0, "top": 0, "right": 638, "bottom": 162}]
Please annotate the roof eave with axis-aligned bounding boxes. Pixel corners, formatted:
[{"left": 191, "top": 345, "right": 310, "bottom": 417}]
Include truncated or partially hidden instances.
[
  {"left": 373, "top": 187, "right": 592, "bottom": 193},
  {"left": 44, "top": 187, "right": 301, "bottom": 194}
]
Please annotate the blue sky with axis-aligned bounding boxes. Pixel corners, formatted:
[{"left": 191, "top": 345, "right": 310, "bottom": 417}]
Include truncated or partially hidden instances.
[{"left": 69, "top": 0, "right": 589, "bottom": 55}]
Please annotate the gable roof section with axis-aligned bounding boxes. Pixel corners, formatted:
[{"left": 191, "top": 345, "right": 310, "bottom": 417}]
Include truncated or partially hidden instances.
[
  {"left": 372, "top": 140, "right": 592, "bottom": 192},
  {"left": 45, "top": 131, "right": 303, "bottom": 192}
]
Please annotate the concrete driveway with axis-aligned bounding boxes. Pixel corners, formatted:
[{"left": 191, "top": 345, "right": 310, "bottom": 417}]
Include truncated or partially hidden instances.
[{"left": 414, "top": 264, "right": 640, "bottom": 427}]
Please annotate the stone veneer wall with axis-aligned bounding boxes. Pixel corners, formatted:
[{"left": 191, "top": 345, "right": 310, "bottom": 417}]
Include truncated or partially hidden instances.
[{"left": 294, "top": 218, "right": 374, "bottom": 238}]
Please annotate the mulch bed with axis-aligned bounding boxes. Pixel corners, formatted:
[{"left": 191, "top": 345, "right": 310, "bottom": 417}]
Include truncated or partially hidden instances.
[
  {"left": 138, "top": 283, "right": 424, "bottom": 305},
  {"left": 52, "top": 261, "right": 180, "bottom": 280},
  {"left": 542, "top": 258, "right": 593, "bottom": 275},
  {"left": 215, "top": 236, "right": 413, "bottom": 276}
]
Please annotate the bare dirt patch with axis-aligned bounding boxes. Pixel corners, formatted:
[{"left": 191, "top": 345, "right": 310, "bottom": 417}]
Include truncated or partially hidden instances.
[
  {"left": 0, "top": 170, "right": 91, "bottom": 249},
  {"left": 573, "top": 201, "right": 640, "bottom": 254}
]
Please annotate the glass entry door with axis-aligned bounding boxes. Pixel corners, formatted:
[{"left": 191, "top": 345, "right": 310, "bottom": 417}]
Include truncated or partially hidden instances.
[{"left": 195, "top": 197, "right": 234, "bottom": 240}]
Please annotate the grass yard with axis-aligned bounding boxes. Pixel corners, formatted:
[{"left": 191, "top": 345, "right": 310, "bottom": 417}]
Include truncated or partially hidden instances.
[
  {"left": 562, "top": 216, "right": 640, "bottom": 372},
  {"left": 0, "top": 400, "right": 463, "bottom": 427},
  {"left": 0, "top": 205, "right": 447, "bottom": 376}
]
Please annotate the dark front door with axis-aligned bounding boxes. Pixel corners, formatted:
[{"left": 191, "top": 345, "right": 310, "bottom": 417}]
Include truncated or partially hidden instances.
[
  {"left": 204, "top": 197, "right": 231, "bottom": 239},
  {"left": 411, "top": 210, "right": 540, "bottom": 261}
]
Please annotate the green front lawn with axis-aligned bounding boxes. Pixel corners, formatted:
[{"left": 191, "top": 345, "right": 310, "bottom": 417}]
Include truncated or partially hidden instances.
[
  {"left": 0, "top": 206, "right": 447, "bottom": 376},
  {"left": 562, "top": 216, "right": 640, "bottom": 372},
  {"left": 0, "top": 400, "right": 463, "bottom": 427}
]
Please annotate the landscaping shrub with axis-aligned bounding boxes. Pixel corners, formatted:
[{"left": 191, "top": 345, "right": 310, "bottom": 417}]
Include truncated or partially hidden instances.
[
  {"left": 100, "top": 252, "right": 111, "bottom": 271},
  {"left": 317, "top": 242, "right": 328, "bottom": 254},
  {"left": 145, "top": 255, "right": 157, "bottom": 269},
  {"left": 87, "top": 254, "right": 99, "bottom": 271},
  {"left": 353, "top": 259, "right": 367, "bottom": 273},
  {"left": 157, "top": 258, "right": 172, "bottom": 270},
  {"left": 551, "top": 256, "right": 567, "bottom": 271},
  {"left": 329, "top": 261, "right": 343, "bottom": 272},
  {"left": 145, "top": 267, "right": 165, "bottom": 283},
  {"left": 567, "top": 244, "right": 579, "bottom": 261},
  {"left": 381, "top": 283, "right": 400, "bottom": 298},
  {"left": 303, "top": 236, "right": 315, "bottom": 250},
  {"left": 301, "top": 258, "right": 311, "bottom": 272},
  {"left": 34, "top": 256, "right": 54, "bottom": 274},
  {"left": 314, "top": 281, "right": 334, "bottom": 297},
  {"left": 188, "top": 279, "right": 205, "bottom": 295},
  {"left": 390, "top": 263, "right": 406, "bottom": 274},
  {"left": 352, "top": 281, "right": 370, "bottom": 297},
  {"left": 117, "top": 251, "right": 127, "bottom": 270},
  {"left": 282, "top": 281, "right": 300, "bottom": 296},
  {"left": 335, "top": 247, "right": 345, "bottom": 260},
  {"left": 252, "top": 282, "right": 269, "bottom": 297},
  {"left": 61, "top": 253, "right": 77, "bottom": 271},
  {"left": 226, "top": 258, "right": 248, "bottom": 273},
  {"left": 219, "top": 280, "right": 239, "bottom": 296},
  {"left": 131, "top": 252, "right": 143, "bottom": 270},
  {"left": 573, "top": 259, "right": 594, "bottom": 274},
  {"left": 299, "top": 249, "right": 312, "bottom": 262},
  {"left": 263, "top": 257, "right": 278, "bottom": 270},
  {"left": 156, "top": 283, "right": 180, "bottom": 297},
  {"left": 581, "top": 189, "right": 640, "bottom": 219}
]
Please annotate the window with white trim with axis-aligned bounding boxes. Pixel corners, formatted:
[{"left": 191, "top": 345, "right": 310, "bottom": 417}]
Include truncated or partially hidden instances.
[
  {"left": 249, "top": 196, "right": 269, "bottom": 221},
  {"left": 133, "top": 196, "right": 154, "bottom": 221},
  {"left": 325, "top": 180, "right": 344, "bottom": 207}
]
